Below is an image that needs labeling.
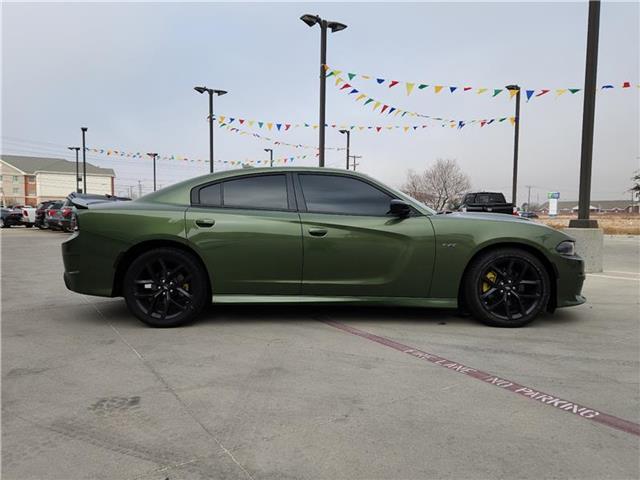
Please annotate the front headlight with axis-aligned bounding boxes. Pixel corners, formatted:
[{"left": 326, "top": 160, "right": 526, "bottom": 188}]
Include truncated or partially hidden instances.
[{"left": 556, "top": 240, "right": 576, "bottom": 256}]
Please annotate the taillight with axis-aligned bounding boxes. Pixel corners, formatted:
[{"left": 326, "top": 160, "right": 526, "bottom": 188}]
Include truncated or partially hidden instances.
[
  {"left": 23, "top": 210, "right": 28, "bottom": 217},
  {"left": 47, "top": 210, "right": 53, "bottom": 216},
  {"left": 62, "top": 207, "right": 72, "bottom": 218}
]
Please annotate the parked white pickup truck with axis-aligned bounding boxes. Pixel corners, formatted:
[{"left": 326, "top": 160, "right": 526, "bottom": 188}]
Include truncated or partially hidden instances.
[{"left": 20, "top": 206, "right": 36, "bottom": 228}]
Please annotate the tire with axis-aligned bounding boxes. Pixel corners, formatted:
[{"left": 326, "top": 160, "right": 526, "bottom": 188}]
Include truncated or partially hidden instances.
[
  {"left": 0, "top": 218, "right": 5, "bottom": 228},
  {"left": 464, "top": 248, "right": 550, "bottom": 328},
  {"left": 123, "top": 248, "right": 209, "bottom": 327},
  {"left": 26, "top": 224, "right": 33, "bottom": 228}
]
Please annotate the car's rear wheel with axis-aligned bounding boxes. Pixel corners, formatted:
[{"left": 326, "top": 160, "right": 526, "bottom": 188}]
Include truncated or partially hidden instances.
[
  {"left": 464, "top": 248, "right": 550, "bottom": 327},
  {"left": 123, "top": 248, "right": 209, "bottom": 327}
]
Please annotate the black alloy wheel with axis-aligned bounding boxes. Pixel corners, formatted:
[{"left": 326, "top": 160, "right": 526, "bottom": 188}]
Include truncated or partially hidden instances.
[
  {"left": 123, "top": 248, "right": 209, "bottom": 327},
  {"left": 465, "top": 248, "right": 550, "bottom": 327}
]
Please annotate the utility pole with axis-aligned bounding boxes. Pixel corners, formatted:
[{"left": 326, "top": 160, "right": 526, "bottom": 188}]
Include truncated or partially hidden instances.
[
  {"left": 570, "top": 0, "right": 601, "bottom": 228},
  {"left": 264, "top": 148, "right": 274, "bottom": 167},
  {"left": 67, "top": 146, "right": 80, "bottom": 193},
  {"left": 339, "top": 129, "right": 350, "bottom": 170},
  {"left": 505, "top": 85, "right": 521, "bottom": 206},
  {"left": 80, "top": 127, "right": 88, "bottom": 194},
  {"left": 350, "top": 154, "right": 362, "bottom": 171},
  {"left": 138, "top": 180, "right": 142, "bottom": 198},
  {"left": 526, "top": 185, "right": 532, "bottom": 211},
  {"left": 147, "top": 153, "right": 158, "bottom": 191}
]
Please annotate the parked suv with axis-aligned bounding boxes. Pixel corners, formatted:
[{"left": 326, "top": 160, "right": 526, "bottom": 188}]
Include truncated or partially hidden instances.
[
  {"left": 1, "top": 207, "right": 24, "bottom": 228},
  {"left": 44, "top": 201, "right": 64, "bottom": 230}
]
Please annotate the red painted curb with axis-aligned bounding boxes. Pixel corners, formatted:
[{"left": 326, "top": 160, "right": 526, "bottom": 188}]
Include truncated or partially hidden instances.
[{"left": 321, "top": 320, "right": 640, "bottom": 438}]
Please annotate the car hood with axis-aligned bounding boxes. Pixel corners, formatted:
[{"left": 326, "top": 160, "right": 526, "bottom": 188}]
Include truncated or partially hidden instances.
[{"left": 437, "top": 211, "right": 529, "bottom": 223}]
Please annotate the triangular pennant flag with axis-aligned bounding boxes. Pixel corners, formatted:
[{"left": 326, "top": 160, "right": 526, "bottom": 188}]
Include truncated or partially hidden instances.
[
  {"left": 239, "top": 119, "right": 245, "bottom": 124},
  {"left": 349, "top": 88, "right": 359, "bottom": 94},
  {"left": 434, "top": 85, "right": 443, "bottom": 94},
  {"left": 556, "top": 89, "right": 567, "bottom": 96},
  {"left": 492, "top": 88, "right": 503, "bottom": 97},
  {"left": 449, "top": 86, "right": 457, "bottom": 93},
  {"left": 359, "top": 126, "right": 365, "bottom": 130},
  {"left": 601, "top": 84, "right": 614, "bottom": 89},
  {"left": 403, "top": 126, "right": 410, "bottom": 132},
  {"left": 276, "top": 123, "right": 282, "bottom": 131},
  {"left": 285, "top": 124, "right": 291, "bottom": 131},
  {"left": 323, "top": 64, "right": 330, "bottom": 71},
  {"left": 376, "top": 127, "right": 382, "bottom": 132},
  {"left": 499, "top": 117, "right": 506, "bottom": 122},
  {"left": 463, "top": 86, "right": 472, "bottom": 91},
  {"left": 487, "top": 119, "right": 495, "bottom": 125},
  {"left": 381, "top": 104, "right": 389, "bottom": 114},
  {"left": 458, "top": 121, "right": 465, "bottom": 129},
  {"left": 406, "top": 82, "right": 415, "bottom": 95},
  {"left": 356, "top": 93, "right": 366, "bottom": 101},
  {"left": 361, "top": 75, "right": 371, "bottom": 80},
  {"left": 622, "top": 81, "right": 630, "bottom": 88},
  {"left": 418, "top": 84, "right": 428, "bottom": 90},
  {"left": 340, "top": 83, "right": 351, "bottom": 90},
  {"left": 258, "top": 122, "right": 264, "bottom": 128},
  {"left": 535, "top": 89, "right": 550, "bottom": 97},
  {"left": 509, "top": 89, "right": 518, "bottom": 99},
  {"left": 348, "top": 73, "right": 356, "bottom": 81},
  {"left": 388, "top": 107, "right": 396, "bottom": 115},
  {"left": 326, "top": 70, "right": 336, "bottom": 78},
  {"left": 509, "top": 117, "right": 516, "bottom": 126},
  {"left": 373, "top": 101, "right": 381, "bottom": 111},
  {"left": 413, "top": 126, "right": 419, "bottom": 130},
  {"left": 480, "top": 120, "right": 487, "bottom": 127},
  {"left": 376, "top": 78, "right": 385, "bottom": 84},
  {"left": 229, "top": 118, "right": 235, "bottom": 123},
  {"left": 219, "top": 115, "right": 226, "bottom": 123},
  {"left": 364, "top": 98, "right": 375, "bottom": 106},
  {"left": 335, "top": 77, "right": 344, "bottom": 86},
  {"left": 525, "top": 90, "right": 535, "bottom": 101},
  {"left": 389, "top": 80, "right": 399, "bottom": 88},
  {"left": 267, "top": 122, "right": 273, "bottom": 130},
  {"left": 248, "top": 120, "right": 254, "bottom": 127},
  {"left": 477, "top": 88, "right": 488, "bottom": 94},
  {"left": 568, "top": 88, "right": 581, "bottom": 94}
]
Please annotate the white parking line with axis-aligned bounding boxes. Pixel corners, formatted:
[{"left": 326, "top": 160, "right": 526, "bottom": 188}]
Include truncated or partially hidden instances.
[
  {"left": 605, "top": 270, "right": 640, "bottom": 276},
  {"left": 587, "top": 274, "right": 640, "bottom": 282}
]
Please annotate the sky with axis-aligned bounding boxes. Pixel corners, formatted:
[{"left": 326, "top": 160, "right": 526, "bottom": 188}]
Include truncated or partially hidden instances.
[{"left": 2, "top": 1, "right": 638, "bottom": 204}]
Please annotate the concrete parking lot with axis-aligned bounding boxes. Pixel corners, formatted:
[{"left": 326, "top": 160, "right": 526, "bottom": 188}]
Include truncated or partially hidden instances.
[{"left": 2, "top": 228, "right": 639, "bottom": 480}]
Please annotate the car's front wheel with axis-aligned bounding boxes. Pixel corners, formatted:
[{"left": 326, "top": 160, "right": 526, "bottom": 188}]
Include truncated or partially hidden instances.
[
  {"left": 464, "top": 248, "right": 550, "bottom": 327},
  {"left": 123, "top": 248, "right": 209, "bottom": 327}
]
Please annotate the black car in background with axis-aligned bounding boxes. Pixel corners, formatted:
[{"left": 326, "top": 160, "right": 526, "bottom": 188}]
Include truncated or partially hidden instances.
[
  {"left": 460, "top": 192, "right": 515, "bottom": 215},
  {"left": 1, "top": 207, "right": 24, "bottom": 228},
  {"left": 35, "top": 200, "right": 59, "bottom": 229}
]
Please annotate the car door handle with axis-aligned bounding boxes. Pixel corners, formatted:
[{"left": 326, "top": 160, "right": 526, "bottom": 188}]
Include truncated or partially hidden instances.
[
  {"left": 195, "top": 219, "right": 215, "bottom": 228},
  {"left": 308, "top": 228, "right": 328, "bottom": 237}
]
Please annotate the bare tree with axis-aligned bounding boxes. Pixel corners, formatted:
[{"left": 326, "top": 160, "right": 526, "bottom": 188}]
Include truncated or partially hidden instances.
[{"left": 401, "top": 159, "right": 471, "bottom": 211}]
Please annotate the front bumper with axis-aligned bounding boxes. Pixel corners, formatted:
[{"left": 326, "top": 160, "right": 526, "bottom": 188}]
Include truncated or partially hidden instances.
[{"left": 554, "top": 253, "right": 586, "bottom": 308}]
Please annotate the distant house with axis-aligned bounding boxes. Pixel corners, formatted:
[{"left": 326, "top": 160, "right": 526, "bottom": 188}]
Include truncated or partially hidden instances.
[
  {"left": 539, "top": 200, "right": 638, "bottom": 214},
  {"left": 0, "top": 154, "right": 115, "bottom": 206}
]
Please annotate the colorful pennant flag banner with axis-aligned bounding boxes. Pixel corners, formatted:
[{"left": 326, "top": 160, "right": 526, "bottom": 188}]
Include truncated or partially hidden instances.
[
  {"left": 216, "top": 121, "right": 345, "bottom": 150},
  {"left": 329, "top": 77, "right": 514, "bottom": 128},
  {"left": 85, "top": 147, "right": 308, "bottom": 167},
  {"left": 325, "top": 65, "right": 637, "bottom": 101}
]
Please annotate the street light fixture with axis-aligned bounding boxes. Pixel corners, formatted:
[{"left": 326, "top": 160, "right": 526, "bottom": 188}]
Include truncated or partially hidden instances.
[
  {"left": 264, "top": 148, "right": 274, "bottom": 167},
  {"left": 194, "top": 86, "right": 228, "bottom": 173},
  {"left": 300, "top": 13, "right": 347, "bottom": 167},
  {"left": 147, "top": 153, "right": 158, "bottom": 191},
  {"left": 505, "top": 85, "right": 521, "bottom": 208},
  {"left": 80, "top": 127, "right": 88, "bottom": 194},
  {"left": 67, "top": 146, "right": 81, "bottom": 193},
  {"left": 339, "top": 129, "right": 350, "bottom": 170}
]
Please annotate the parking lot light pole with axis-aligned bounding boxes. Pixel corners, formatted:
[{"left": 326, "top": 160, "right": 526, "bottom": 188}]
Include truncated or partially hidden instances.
[
  {"left": 194, "top": 86, "right": 227, "bottom": 173},
  {"left": 300, "top": 14, "right": 347, "bottom": 167},
  {"left": 81, "top": 127, "right": 88, "bottom": 194},
  {"left": 570, "top": 0, "right": 601, "bottom": 229},
  {"left": 505, "top": 85, "right": 521, "bottom": 208},
  {"left": 339, "top": 129, "right": 350, "bottom": 170},
  {"left": 67, "top": 146, "right": 80, "bottom": 193},
  {"left": 264, "top": 148, "right": 274, "bottom": 167},
  {"left": 147, "top": 153, "right": 158, "bottom": 191}
]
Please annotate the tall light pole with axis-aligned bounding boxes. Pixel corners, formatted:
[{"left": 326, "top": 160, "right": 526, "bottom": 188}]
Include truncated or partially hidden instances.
[
  {"left": 147, "top": 153, "right": 158, "bottom": 191},
  {"left": 300, "top": 14, "right": 347, "bottom": 168},
  {"left": 264, "top": 148, "right": 274, "bottom": 167},
  {"left": 194, "top": 86, "right": 227, "bottom": 173},
  {"left": 505, "top": 85, "right": 521, "bottom": 208},
  {"left": 67, "top": 146, "right": 80, "bottom": 193},
  {"left": 339, "top": 129, "right": 350, "bottom": 170},
  {"left": 80, "top": 127, "right": 88, "bottom": 194},
  {"left": 570, "top": 0, "right": 601, "bottom": 229}
]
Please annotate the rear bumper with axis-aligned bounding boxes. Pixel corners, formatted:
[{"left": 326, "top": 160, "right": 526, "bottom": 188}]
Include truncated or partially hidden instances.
[{"left": 62, "top": 233, "right": 118, "bottom": 297}]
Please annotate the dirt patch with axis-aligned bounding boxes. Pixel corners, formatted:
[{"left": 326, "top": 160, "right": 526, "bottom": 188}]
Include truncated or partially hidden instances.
[{"left": 536, "top": 214, "right": 640, "bottom": 235}]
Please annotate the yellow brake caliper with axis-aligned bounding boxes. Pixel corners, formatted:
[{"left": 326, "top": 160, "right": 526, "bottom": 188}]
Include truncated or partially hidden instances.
[{"left": 482, "top": 271, "right": 497, "bottom": 293}]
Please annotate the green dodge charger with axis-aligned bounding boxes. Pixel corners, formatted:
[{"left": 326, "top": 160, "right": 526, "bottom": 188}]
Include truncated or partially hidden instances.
[{"left": 62, "top": 167, "right": 585, "bottom": 328}]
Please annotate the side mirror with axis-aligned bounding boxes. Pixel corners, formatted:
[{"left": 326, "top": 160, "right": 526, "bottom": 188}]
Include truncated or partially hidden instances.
[{"left": 389, "top": 199, "right": 411, "bottom": 218}]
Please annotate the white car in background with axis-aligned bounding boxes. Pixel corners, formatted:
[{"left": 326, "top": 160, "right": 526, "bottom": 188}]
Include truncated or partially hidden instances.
[{"left": 20, "top": 206, "right": 36, "bottom": 228}]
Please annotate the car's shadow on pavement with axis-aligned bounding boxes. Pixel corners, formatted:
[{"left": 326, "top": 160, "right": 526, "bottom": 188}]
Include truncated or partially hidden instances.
[{"left": 90, "top": 298, "right": 585, "bottom": 329}]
